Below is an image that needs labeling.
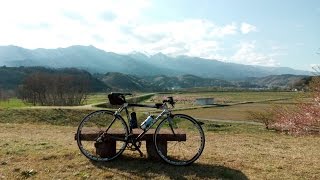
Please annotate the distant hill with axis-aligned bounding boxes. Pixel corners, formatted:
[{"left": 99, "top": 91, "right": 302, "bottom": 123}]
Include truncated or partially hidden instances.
[
  {"left": 244, "top": 74, "right": 311, "bottom": 89},
  {"left": 97, "top": 72, "right": 310, "bottom": 91},
  {"left": 143, "top": 74, "right": 235, "bottom": 90},
  {"left": 0, "top": 66, "right": 108, "bottom": 91},
  {"left": 98, "top": 72, "right": 147, "bottom": 91},
  {"left": 97, "top": 73, "right": 236, "bottom": 91},
  {"left": 0, "top": 66, "right": 312, "bottom": 92},
  {"left": 0, "top": 45, "right": 311, "bottom": 80}
]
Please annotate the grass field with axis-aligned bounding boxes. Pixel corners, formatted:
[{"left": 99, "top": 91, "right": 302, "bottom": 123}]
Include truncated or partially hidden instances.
[
  {"left": 0, "top": 122, "right": 319, "bottom": 179},
  {"left": 0, "top": 91, "right": 319, "bottom": 179},
  {"left": 175, "top": 103, "right": 273, "bottom": 121}
]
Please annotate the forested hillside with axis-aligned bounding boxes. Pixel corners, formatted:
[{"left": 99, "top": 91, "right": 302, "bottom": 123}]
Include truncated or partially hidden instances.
[
  {"left": 0, "top": 66, "right": 108, "bottom": 91},
  {"left": 0, "top": 66, "right": 311, "bottom": 93}
]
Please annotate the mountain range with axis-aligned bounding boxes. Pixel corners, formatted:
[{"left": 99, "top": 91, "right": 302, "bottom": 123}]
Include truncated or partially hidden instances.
[
  {"left": 0, "top": 45, "right": 311, "bottom": 80},
  {"left": 0, "top": 66, "right": 310, "bottom": 92}
]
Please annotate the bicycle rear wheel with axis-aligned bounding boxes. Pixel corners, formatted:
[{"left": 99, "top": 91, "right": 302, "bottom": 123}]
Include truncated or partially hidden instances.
[
  {"left": 76, "top": 110, "right": 129, "bottom": 161},
  {"left": 154, "top": 114, "right": 205, "bottom": 166}
]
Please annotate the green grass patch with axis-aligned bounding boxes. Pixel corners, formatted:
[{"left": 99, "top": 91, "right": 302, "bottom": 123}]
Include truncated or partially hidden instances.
[
  {"left": 84, "top": 93, "right": 107, "bottom": 105},
  {"left": 0, "top": 98, "right": 30, "bottom": 109},
  {"left": 0, "top": 108, "right": 92, "bottom": 126}
]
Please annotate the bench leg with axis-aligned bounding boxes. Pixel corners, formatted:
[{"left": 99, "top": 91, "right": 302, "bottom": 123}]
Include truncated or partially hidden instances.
[
  {"left": 95, "top": 140, "right": 116, "bottom": 158},
  {"left": 146, "top": 140, "right": 167, "bottom": 160}
]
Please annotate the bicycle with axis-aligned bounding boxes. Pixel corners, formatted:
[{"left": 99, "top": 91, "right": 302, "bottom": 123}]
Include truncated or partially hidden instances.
[{"left": 76, "top": 92, "right": 205, "bottom": 166}]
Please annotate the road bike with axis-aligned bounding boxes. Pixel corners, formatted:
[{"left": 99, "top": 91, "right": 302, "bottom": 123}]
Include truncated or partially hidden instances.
[{"left": 76, "top": 93, "right": 205, "bottom": 166}]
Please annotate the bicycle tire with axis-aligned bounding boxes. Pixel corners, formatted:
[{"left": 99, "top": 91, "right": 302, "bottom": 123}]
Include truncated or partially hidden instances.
[
  {"left": 76, "top": 110, "right": 129, "bottom": 162},
  {"left": 154, "top": 114, "right": 205, "bottom": 166}
]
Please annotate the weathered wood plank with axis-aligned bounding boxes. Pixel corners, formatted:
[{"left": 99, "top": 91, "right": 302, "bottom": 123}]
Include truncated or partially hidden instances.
[
  {"left": 75, "top": 129, "right": 186, "bottom": 159},
  {"left": 75, "top": 129, "right": 186, "bottom": 141}
]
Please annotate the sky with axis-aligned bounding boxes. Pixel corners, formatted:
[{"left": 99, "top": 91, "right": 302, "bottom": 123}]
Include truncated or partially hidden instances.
[{"left": 0, "top": 0, "right": 319, "bottom": 71}]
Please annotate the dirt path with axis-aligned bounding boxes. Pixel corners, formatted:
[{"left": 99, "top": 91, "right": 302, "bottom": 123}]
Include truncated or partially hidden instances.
[{"left": 195, "top": 118, "right": 263, "bottom": 125}]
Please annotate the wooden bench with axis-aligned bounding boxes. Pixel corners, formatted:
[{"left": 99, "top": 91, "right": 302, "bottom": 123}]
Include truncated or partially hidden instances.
[{"left": 75, "top": 129, "right": 186, "bottom": 159}]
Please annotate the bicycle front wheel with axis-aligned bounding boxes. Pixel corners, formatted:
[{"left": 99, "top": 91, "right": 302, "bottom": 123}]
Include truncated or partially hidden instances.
[
  {"left": 76, "top": 110, "right": 129, "bottom": 162},
  {"left": 154, "top": 114, "right": 205, "bottom": 166}
]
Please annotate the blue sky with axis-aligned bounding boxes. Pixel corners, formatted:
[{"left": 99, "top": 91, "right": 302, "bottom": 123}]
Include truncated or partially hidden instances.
[{"left": 0, "top": 0, "right": 319, "bottom": 70}]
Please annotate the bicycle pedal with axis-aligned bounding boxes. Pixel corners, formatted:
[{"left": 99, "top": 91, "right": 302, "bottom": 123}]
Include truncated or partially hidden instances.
[
  {"left": 132, "top": 143, "right": 143, "bottom": 157},
  {"left": 137, "top": 149, "right": 143, "bottom": 157}
]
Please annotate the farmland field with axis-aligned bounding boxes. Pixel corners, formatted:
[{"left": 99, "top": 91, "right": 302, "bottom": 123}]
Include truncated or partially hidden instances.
[{"left": 0, "top": 91, "right": 319, "bottom": 179}]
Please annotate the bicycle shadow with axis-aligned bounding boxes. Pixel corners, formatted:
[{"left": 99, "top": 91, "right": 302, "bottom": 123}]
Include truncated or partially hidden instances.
[{"left": 91, "top": 156, "right": 248, "bottom": 180}]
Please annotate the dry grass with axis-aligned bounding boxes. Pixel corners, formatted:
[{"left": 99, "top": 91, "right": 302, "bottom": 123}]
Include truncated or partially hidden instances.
[
  {"left": 175, "top": 103, "right": 277, "bottom": 121},
  {"left": 1, "top": 122, "right": 319, "bottom": 179},
  {"left": 153, "top": 92, "right": 303, "bottom": 104}
]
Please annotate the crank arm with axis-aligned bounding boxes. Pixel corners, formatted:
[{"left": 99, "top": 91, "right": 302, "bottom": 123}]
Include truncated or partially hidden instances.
[{"left": 133, "top": 143, "right": 143, "bottom": 157}]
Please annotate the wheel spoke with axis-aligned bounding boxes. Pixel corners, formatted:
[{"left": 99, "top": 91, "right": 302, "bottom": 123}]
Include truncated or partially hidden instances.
[
  {"left": 76, "top": 110, "right": 128, "bottom": 162},
  {"left": 154, "top": 114, "right": 205, "bottom": 166}
]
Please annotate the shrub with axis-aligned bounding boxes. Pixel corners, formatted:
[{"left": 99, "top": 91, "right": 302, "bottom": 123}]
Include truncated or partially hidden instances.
[
  {"left": 248, "top": 110, "right": 275, "bottom": 130},
  {"left": 250, "top": 76, "right": 320, "bottom": 135}
]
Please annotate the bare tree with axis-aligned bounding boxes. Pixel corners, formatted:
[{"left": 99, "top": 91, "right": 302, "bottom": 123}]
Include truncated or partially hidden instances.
[{"left": 19, "top": 72, "right": 89, "bottom": 106}]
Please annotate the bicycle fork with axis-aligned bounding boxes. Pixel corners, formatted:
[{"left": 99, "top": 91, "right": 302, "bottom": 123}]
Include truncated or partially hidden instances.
[{"left": 167, "top": 116, "right": 177, "bottom": 136}]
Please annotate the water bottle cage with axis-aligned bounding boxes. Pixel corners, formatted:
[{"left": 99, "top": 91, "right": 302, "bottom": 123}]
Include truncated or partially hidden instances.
[{"left": 129, "top": 112, "right": 138, "bottom": 129}]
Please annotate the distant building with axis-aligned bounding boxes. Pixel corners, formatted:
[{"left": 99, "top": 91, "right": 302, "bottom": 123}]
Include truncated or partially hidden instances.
[{"left": 195, "top": 98, "right": 214, "bottom": 105}]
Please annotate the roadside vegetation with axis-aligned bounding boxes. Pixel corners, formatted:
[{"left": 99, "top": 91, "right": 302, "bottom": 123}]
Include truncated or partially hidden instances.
[{"left": 249, "top": 76, "right": 320, "bottom": 135}]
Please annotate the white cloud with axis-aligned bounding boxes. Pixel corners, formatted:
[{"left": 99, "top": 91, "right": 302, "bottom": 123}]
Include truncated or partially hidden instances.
[
  {"left": 128, "top": 19, "right": 231, "bottom": 56},
  {"left": 208, "top": 22, "right": 238, "bottom": 37},
  {"left": 240, "top": 23, "right": 257, "bottom": 34},
  {"left": 231, "top": 41, "right": 280, "bottom": 66},
  {"left": 0, "top": 0, "right": 264, "bottom": 65},
  {"left": 0, "top": 0, "right": 151, "bottom": 49}
]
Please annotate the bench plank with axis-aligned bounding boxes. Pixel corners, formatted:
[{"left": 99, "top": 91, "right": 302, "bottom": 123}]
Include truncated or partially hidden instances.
[
  {"left": 75, "top": 129, "right": 186, "bottom": 159},
  {"left": 75, "top": 129, "right": 186, "bottom": 141}
]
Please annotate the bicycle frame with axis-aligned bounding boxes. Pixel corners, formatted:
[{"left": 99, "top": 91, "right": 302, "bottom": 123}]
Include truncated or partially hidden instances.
[
  {"left": 77, "top": 94, "right": 205, "bottom": 165},
  {"left": 114, "top": 102, "right": 172, "bottom": 142}
]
